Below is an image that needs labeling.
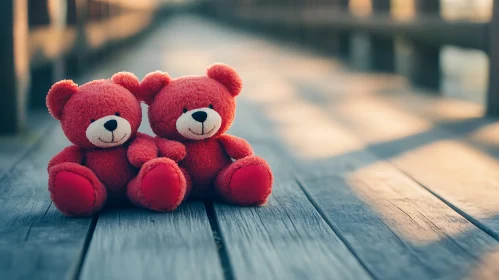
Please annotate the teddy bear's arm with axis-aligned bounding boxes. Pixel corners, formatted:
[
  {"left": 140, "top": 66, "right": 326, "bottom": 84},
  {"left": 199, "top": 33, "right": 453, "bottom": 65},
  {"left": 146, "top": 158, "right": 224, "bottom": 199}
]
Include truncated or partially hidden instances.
[
  {"left": 127, "top": 132, "right": 159, "bottom": 168},
  {"left": 218, "top": 134, "right": 254, "bottom": 160},
  {"left": 48, "top": 146, "right": 85, "bottom": 171},
  {"left": 155, "top": 138, "right": 187, "bottom": 162}
]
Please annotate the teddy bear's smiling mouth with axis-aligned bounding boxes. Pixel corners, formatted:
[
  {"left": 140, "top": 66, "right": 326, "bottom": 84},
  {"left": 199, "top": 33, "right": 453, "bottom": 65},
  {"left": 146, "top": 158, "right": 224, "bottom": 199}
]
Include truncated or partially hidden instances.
[
  {"left": 98, "top": 134, "right": 127, "bottom": 144},
  {"left": 189, "top": 126, "right": 216, "bottom": 136}
]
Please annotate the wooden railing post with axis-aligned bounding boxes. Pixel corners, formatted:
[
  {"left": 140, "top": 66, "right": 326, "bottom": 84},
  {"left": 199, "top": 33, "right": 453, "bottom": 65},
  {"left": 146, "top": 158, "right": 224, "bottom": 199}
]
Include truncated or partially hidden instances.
[
  {"left": 65, "top": 0, "right": 89, "bottom": 77},
  {"left": 28, "top": 0, "right": 67, "bottom": 108},
  {"left": 28, "top": 0, "right": 51, "bottom": 108},
  {"left": 369, "top": 0, "right": 395, "bottom": 72},
  {"left": 0, "top": 0, "right": 29, "bottom": 134},
  {"left": 338, "top": 0, "right": 351, "bottom": 59},
  {"left": 487, "top": 0, "right": 499, "bottom": 116},
  {"left": 313, "top": 0, "right": 342, "bottom": 54},
  {"left": 410, "top": 0, "right": 441, "bottom": 90}
]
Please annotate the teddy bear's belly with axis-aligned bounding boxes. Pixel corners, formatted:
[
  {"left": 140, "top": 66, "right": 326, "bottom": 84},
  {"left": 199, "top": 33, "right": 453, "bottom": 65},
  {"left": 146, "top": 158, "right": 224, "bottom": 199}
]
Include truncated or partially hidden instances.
[
  {"left": 182, "top": 139, "right": 232, "bottom": 197},
  {"left": 85, "top": 147, "right": 137, "bottom": 201}
]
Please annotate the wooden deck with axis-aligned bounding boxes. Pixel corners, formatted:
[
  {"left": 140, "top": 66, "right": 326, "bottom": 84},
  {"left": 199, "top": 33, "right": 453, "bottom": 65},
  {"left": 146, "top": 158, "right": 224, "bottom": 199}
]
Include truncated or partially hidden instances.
[{"left": 2, "top": 15, "right": 499, "bottom": 280}]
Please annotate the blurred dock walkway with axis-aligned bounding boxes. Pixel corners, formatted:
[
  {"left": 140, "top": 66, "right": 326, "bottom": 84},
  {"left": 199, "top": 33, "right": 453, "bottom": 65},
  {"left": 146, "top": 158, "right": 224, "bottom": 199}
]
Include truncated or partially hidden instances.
[{"left": 2, "top": 15, "right": 499, "bottom": 280}]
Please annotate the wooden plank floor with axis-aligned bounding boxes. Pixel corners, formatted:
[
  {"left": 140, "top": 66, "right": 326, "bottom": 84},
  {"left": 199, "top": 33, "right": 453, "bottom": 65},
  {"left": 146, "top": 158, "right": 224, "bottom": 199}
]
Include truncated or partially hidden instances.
[{"left": 1, "top": 14, "right": 499, "bottom": 280}]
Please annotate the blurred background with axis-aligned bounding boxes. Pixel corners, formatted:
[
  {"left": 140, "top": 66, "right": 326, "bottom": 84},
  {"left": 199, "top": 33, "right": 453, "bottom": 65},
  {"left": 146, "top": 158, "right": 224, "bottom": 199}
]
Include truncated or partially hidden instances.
[
  {"left": 3, "top": 2, "right": 499, "bottom": 279},
  {"left": 0, "top": 0, "right": 495, "bottom": 135}
]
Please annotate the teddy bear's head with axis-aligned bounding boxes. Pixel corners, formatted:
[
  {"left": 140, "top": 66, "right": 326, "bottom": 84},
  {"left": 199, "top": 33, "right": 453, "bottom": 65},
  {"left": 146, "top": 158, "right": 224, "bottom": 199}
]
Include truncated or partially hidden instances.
[
  {"left": 46, "top": 72, "right": 142, "bottom": 149},
  {"left": 140, "top": 64, "right": 242, "bottom": 141}
]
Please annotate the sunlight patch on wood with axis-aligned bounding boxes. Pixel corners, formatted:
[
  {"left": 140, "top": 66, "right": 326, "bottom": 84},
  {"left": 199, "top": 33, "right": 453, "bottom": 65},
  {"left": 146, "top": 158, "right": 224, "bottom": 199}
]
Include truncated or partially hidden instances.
[
  {"left": 345, "top": 161, "right": 479, "bottom": 245},
  {"left": 264, "top": 99, "right": 364, "bottom": 159},
  {"left": 383, "top": 90, "right": 484, "bottom": 121},
  {"left": 333, "top": 97, "right": 432, "bottom": 144},
  {"left": 416, "top": 98, "right": 484, "bottom": 121},
  {"left": 469, "top": 122, "right": 499, "bottom": 146},
  {"left": 242, "top": 73, "right": 364, "bottom": 159},
  {"left": 465, "top": 246, "right": 499, "bottom": 280},
  {"left": 393, "top": 140, "right": 499, "bottom": 221},
  {"left": 243, "top": 78, "right": 296, "bottom": 103}
]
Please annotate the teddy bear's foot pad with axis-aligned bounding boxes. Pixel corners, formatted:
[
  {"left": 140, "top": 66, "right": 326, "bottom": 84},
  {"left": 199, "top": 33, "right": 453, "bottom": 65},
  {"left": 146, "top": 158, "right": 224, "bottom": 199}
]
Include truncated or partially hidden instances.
[
  {"left": 50, "top": 171, "right": 101, "bottom": 217},
  {"left": 142, "top": 163, "right": 186, "bottom": 211},
  {"left": 216, "top": 156, "right": 273, "bottom": 206},
  {"left": 49, "top": 163, "right": 107, "bottom": 217},
  {"left": 128, "top": 158, "right": 186, "bottom": 212},
  {"left": 229, "top": 165, "right": 272, "bottom": 206}
]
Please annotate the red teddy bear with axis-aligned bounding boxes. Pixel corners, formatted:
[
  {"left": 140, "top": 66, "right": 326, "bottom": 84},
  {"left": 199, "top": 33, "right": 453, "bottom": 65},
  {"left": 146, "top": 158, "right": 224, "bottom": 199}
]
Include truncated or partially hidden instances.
[
  {"left": 140, "top": 64, "right": 273, "bottom": 205},
  {"left": 47, "top": 72, "right": 187, "bottom": 216}
]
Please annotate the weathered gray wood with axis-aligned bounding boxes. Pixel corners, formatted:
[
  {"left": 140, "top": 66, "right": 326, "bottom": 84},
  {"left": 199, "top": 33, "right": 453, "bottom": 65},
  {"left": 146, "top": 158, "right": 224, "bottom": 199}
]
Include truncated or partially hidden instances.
[
  {"left": 0, "top": 111, "right": 54, "bottom": 179},
  {"left": 80, "top": 204, "right": 224, "bottom": 280},
  {"left": 237, "top": 94, "right": 499, "bottom": 279},
  {"left": 295, "top": 157, "right": 499, "bottom": 280},
  {"left": 175, "top": 15, "right": 499, "bottom": 278},
  {"left": 231, "top": 96, "right": 499, "bottom": 280},
  {"left": 292, "top": 75, "right": 499, "bottom": 242},
  {"left": 487, "top": 0, "right": 499, "bottom": 115},
  {"left": 213, "top": 142, "right": 372, "bottom": 280},
  {"left": 310, "top": 78, "right": 499, "bottom": 241},
  {"left": 0, "top": 124, "right": 95, "bottom": 280},
  {"left": 298, "top": 173, "right": 499, "bottom": 279},
  {"left": 373, "top": 92, "right": 499, "bottom": 239}
]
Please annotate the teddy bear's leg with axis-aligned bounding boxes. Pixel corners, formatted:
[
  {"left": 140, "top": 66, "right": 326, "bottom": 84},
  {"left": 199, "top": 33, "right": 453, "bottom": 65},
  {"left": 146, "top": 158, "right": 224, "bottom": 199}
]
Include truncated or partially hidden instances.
[
  {"left": 49, "top": 163, "right": 107, "bottom": 217},
  {"left": 215, "top": 156, "right": 273, "bottom": 206},
  {"left": 127, "top": 158, "right": 187, "bottom": 212}
]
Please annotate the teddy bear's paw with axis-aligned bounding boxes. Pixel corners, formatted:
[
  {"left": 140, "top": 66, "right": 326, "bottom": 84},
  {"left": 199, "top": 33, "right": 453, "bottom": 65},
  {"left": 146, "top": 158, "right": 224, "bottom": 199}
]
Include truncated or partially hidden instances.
[
  {"left": 216, "top": 156, "right": 273, "bottom": 206},
  {"left": 49, "top": 164, "right": 107, "bottom": 217},
  {"left": 228, "top": 164, "right": 273, "bottom": 206},
  {"left": 129, "top": 158, "right": 187, "bottom": 212}
]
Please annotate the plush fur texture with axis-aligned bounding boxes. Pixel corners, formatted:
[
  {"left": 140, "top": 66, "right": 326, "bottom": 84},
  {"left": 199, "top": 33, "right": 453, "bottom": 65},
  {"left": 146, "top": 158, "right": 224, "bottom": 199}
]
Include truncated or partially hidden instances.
[
  {"left": 47, "top": 73, "right": 186, "bottom": 216},
  {"left": 141, "top": 64, "right": 273, "bottom": 205}
]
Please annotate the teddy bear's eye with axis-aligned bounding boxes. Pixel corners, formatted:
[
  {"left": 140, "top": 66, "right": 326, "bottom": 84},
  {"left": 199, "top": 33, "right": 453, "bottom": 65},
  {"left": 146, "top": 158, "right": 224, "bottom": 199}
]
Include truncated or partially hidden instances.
[
  {"left": 208, "top": 104, "right": 214, "bottom": 109},
  {"left": 91, "top": 119, "right": 95, "bottom": 123},
  {"left": 183, "top": 108, "right": 188, "bottom": 113},
  {"left": 115, "top": 112, "right": 120, "bottom": 117}
]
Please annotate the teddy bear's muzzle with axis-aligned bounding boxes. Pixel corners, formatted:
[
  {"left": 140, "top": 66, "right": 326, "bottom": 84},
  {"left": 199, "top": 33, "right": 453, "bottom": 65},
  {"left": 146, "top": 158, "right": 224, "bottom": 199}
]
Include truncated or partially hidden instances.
[
  {"left": 176, "top": 108, "right": 222, "bottom": 140},
  {"left": 86, "top": 115, "right": 132, "bottom": 148}
]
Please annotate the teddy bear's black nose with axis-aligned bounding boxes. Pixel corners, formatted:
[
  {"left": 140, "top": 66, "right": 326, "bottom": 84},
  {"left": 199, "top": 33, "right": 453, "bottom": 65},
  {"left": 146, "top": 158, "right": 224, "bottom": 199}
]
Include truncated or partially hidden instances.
[
  {"left": 104, "top": 119, "right": 118, "bottom": 131},
  {"left": 192, "top": 111, "right": 207, "bottom": 123}
]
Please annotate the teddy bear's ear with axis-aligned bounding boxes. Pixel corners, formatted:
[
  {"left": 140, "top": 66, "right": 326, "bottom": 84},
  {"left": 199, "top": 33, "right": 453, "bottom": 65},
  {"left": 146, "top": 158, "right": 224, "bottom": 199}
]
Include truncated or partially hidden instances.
[
  {"left": 139, "top": 71, "right": 172, "bottom": 105},
  {"left": 206, "top": 63, "right": 243, "bottom": 97},
  {"left": 111, "top": 72, "right": 140, "bottom": 98},
  {"left": 46, "top": 80, "right": 79, "bottom": 120}
]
